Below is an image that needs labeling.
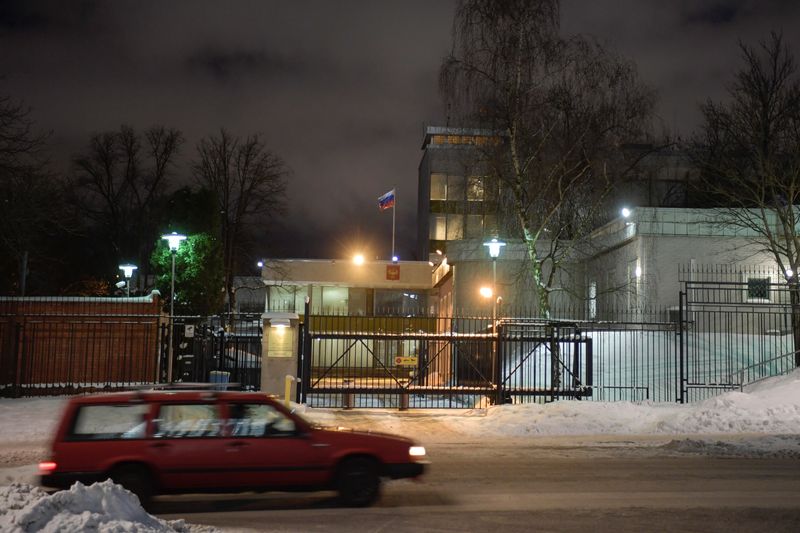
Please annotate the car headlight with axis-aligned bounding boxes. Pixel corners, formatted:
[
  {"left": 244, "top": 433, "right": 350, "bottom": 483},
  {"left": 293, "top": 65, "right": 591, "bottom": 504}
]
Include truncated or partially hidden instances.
[{"left": 409, "top": 445, "right": 426, "bottom": 458}]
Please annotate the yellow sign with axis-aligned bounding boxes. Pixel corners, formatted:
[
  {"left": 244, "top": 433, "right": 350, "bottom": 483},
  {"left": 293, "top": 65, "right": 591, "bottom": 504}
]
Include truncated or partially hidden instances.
[{"left": 395, "top": 356, "right": 418, "bottom": 367}]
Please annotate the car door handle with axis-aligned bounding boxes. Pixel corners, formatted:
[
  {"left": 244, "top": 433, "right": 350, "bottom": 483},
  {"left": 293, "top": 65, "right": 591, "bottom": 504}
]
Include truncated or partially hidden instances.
[
  {"left": 311, "top": 443, "right": 331, "bottom": 448},
  {"left": 227, "top": 441, "right": 249, "bottom": 449},
  {"left": 149, "top": 442, "right": 170, "bottom": 449}
]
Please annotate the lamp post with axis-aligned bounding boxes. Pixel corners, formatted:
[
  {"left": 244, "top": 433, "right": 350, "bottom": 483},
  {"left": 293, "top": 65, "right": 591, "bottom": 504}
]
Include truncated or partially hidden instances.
[
  {"left": 483, "top": 238, "right": 506, "bottom": 327},
  {"left": 118, "top": 264, "right": 137, "bottom": 297},
  {"left": 161, "top": 232, "right": 186, "bottom": 382}
]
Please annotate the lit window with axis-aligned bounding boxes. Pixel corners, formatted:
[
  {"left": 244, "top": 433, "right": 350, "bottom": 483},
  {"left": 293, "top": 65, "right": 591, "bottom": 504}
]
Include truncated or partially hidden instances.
[
  {"left": 430, "top": 215, "right": 447, "bottom": 240},
  {"left": 430, "top": 174, "right": 447, "bottom": 200},
  {"left": 446, "top": 214, "right": 463, "bottom": 240}
]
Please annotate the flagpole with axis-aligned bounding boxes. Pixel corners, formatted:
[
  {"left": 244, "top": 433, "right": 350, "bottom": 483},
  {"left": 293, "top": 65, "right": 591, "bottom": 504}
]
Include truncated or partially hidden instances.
[{"left": 391, "top": 189, "right": 396, "bottom": 260}]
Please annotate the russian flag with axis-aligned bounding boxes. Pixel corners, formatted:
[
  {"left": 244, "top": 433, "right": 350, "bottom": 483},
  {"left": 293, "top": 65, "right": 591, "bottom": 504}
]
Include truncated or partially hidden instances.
[{"left": 378, "top": 189, "right": 395, "bottom": 210}]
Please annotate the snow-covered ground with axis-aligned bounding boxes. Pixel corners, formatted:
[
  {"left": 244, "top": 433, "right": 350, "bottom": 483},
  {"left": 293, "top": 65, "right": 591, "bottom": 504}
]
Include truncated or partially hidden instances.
[{"left": 1, "top": 368, "right": 800, "bottom": 531}]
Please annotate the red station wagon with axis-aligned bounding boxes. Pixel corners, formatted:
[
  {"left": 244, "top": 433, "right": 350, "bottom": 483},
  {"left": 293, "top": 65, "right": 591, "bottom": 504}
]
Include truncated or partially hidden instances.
[{"left": 39, "top": 390, "right": 427, "bottom": 507}]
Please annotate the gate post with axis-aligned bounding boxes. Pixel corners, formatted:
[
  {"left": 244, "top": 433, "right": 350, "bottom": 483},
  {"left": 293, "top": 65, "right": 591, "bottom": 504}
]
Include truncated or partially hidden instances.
[
  {"left": 494, "top": 323, "right": 504, "bottom": 405},
  {"left": 678, "top": 290, "right": 686, "bottom": 404}
]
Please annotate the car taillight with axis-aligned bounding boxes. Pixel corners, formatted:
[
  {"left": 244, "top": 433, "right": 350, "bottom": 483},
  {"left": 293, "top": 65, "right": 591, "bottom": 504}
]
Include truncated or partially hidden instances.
[{"left": 38, "top": 461, "right": 57, "bottom": 474}]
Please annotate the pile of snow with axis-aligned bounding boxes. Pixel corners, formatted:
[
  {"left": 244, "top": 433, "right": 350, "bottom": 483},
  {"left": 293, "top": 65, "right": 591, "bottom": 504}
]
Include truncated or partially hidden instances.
[{"left": 0, "top": 481, "right": 216, "bottom": 532}]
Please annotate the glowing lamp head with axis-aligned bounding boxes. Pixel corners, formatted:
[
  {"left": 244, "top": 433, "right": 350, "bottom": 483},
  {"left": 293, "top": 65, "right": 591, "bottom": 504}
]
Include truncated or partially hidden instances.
[
  {"left": 392, "top": 255, "right": 399, "bottom": 263},
  {"left": 118, "top": 264, "right": 137, "bottom": 279},
  {"left": 483, "top": 238, "right": 506, "bottom": 259},
  {"left": 257, "top": 261, "right": 264, "bottom": 268},
  {"left": 353, "top": 254, "right": 365, "bottom": 266},
  {"left": 479, "top": 286, "right": 493, "bottom": 299},
  {"left": 162, "top": 232, "right": 187, "bottom": 252},
  {"left": 621, "top": 207, "right": 631, "bottom": 218}
]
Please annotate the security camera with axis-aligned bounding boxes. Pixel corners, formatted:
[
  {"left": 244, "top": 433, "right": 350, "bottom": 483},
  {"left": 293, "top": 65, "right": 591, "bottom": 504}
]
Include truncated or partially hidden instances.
[{"left": 115, "top": 281, "right": 127, "bottom": 289}]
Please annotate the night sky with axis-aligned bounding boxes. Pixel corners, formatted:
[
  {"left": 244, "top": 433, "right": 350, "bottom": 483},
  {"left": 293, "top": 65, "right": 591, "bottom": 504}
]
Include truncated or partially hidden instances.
[{"left": 1, "top": 1, "right": 798, "bottom": 262}]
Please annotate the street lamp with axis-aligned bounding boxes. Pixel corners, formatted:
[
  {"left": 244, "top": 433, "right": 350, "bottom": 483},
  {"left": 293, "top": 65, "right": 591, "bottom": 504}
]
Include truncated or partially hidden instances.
[
  {"left": 483, "top": 238, "right": 506, "bottom": 328},
  {"left": 161, "top": 232, "right": 186, "bottom": 382},
  {"left": 118, "top": 264, "right": 137, "bottom": 297}
]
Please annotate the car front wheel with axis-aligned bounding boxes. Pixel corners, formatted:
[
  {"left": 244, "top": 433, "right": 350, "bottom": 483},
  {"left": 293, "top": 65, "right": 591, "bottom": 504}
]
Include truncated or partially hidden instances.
[{"left": 336, "top": 457, "right": 381, "bottom": 507}]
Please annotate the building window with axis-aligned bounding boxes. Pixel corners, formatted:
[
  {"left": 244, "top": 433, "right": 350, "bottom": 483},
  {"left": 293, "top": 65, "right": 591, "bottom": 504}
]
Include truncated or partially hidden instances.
[
  {"left": 446, "top": 214, "right": 463, "bottom": 240},
  {"left": 447, "top": 175, "right": 465, "bottom": 201},
  {"left": 746, "top": 277, "right": 770, "bottom": 302},
  {"left": 430, "top": 214, "right": 447, "bottom": 240},
  {"left": 321, "top": 286, "right": 348, "bottom": 313},
  {"left": 465, "top": 214, "right": 483, "bottom": 238},
  {"left": 467, "top": 176, "right": 485, "bottom": 201},
  {"left": 430, "top": 174, "right": 447, "bottom": 200}
]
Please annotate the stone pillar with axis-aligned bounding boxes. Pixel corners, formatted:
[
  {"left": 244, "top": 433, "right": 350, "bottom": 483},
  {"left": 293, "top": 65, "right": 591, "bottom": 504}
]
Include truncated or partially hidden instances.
[{"left": 260, "top": 313, "right": 300, "bottom": 397}]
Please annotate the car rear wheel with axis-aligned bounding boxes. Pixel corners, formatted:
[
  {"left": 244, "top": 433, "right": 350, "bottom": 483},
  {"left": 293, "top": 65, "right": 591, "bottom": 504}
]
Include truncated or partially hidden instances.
[
  {"left": 336, "top": 457, "right": 381, "bottom": 507},
  {"left": 109, "top": 465, "right": 153, "bottom": 508}
]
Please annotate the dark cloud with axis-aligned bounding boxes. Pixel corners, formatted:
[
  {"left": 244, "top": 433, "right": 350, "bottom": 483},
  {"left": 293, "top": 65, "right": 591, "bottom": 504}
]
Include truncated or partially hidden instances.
[
  {"left": 186, "top": 48, "right": 312, "bottom": 82},
  {"left": 682, "top": 2, "right": 743, "bottom": 26}
]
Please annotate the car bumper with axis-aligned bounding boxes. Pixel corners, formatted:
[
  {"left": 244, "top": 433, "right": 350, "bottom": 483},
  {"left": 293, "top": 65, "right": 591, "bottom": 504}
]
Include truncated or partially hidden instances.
[
  {"left": 384, "top": 462, "right": 426, "bottom": 479},
  {"left": 40, "top": 472, "right": 105, "bottom": 490}
]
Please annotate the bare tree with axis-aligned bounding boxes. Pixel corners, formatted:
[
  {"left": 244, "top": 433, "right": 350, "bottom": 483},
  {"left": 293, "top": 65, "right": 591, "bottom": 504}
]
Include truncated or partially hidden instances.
[
  {"left": 72, "top": 125, "right": 183, "bottom": 286},
  {"left": 0, "top": 94, "right": 66, "bottom": 295},
  {"left": 193, "top": 129, "right": 288, "bottom": 322},
  {"left": 691, "top": 32, "right": 800, "bottom": 366},
  {"left": 440, "top": 0, "right": 656, "bottom": 317}
]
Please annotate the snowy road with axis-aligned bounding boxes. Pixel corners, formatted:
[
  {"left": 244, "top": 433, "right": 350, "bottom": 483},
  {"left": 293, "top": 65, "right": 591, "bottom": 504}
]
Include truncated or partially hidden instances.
[{"left": 153, "top": 438, "right": 800, "bottom": 532}]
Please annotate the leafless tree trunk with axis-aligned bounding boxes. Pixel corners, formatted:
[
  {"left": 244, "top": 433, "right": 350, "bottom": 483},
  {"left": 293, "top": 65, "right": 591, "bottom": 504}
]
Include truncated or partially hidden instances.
[
  {"left": 691, "top": 32, "right": 800, "bottom": 367},
  {"left": 193, "top": 129, "right": 288, "bottom": 326},
  {"left": 440, "top": 0, "right": 656, "bottom": 317}
]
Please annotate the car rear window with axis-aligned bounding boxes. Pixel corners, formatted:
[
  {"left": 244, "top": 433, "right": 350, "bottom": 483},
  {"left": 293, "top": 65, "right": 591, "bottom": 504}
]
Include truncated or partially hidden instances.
[
  {"left": 154, "top": 403, "right": 222, "bottom": 438},
  {"left": 70, "top": 404, "right": 149, "bottom": 440}
]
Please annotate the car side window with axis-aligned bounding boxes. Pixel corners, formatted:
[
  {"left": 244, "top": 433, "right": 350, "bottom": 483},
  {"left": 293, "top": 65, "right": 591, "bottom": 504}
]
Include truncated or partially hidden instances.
[
  {"left": 70, "top": 404, "right": 149, "bottom": 440},
  {"left": 154, "top": 403, "right": 222, "bottom": 438},
  {"left": 227, "top": 403, "right": 296, "bottom": 437}
]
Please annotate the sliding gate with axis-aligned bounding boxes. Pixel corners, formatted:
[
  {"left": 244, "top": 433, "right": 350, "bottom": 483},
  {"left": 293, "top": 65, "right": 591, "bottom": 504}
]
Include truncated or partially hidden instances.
[{"left": 299, "top": 315, "right": 593, "bottom": 409}]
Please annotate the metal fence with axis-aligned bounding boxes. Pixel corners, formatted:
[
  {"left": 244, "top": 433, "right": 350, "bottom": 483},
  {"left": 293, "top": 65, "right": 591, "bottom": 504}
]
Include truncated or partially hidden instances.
[
  {"left": 299, "top": 309, "right": 679, "bottom": 408},
  {"left": 679, "top": 279, "right": 799, "bottom": 402}
]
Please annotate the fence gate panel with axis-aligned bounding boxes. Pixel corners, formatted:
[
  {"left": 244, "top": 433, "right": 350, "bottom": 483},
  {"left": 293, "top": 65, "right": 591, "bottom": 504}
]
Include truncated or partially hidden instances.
[{"left": 680, "top": 279, "right": 797, "bottom": 403}]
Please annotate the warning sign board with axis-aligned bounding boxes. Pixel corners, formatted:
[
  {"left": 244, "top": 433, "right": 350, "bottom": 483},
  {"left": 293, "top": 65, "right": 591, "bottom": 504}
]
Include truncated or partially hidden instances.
[{"left": 395, "top": 356, "right": 418, "bottom": 367}]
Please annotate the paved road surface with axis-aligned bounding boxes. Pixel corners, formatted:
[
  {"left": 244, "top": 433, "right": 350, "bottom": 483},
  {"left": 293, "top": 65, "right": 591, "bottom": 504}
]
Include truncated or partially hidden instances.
[{"left": 155, "top": 438, "right": 800, "bottom": 532}]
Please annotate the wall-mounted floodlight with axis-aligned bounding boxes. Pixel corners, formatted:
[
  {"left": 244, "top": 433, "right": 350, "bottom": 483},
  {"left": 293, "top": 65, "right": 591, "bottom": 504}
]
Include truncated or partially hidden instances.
[
  {"left": 162, "top": 232, "right": 187, "bottom": 252},
  {"left": 479, "top": 286, "right": 493, "bottom": 299},
  {"left": 392, "top": 255, "right": 399, "bottom": 263},
  {"left": 621, "top": 207, "right": 632, "bottom": 218},
  {"left": 483, "top": 238, "right": 506, "bottom": 259},
  {"left": 353, "top": 254, "right": 365, "bottom": 266},
  {"left": 257, "top": 260, "right": 264, "bottom": 268}
]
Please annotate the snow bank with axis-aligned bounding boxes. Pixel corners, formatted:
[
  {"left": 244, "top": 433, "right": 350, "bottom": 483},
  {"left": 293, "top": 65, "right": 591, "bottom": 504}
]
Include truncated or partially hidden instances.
[{"left": 0, "top": 481, "right": 216, "bottom": 532}]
